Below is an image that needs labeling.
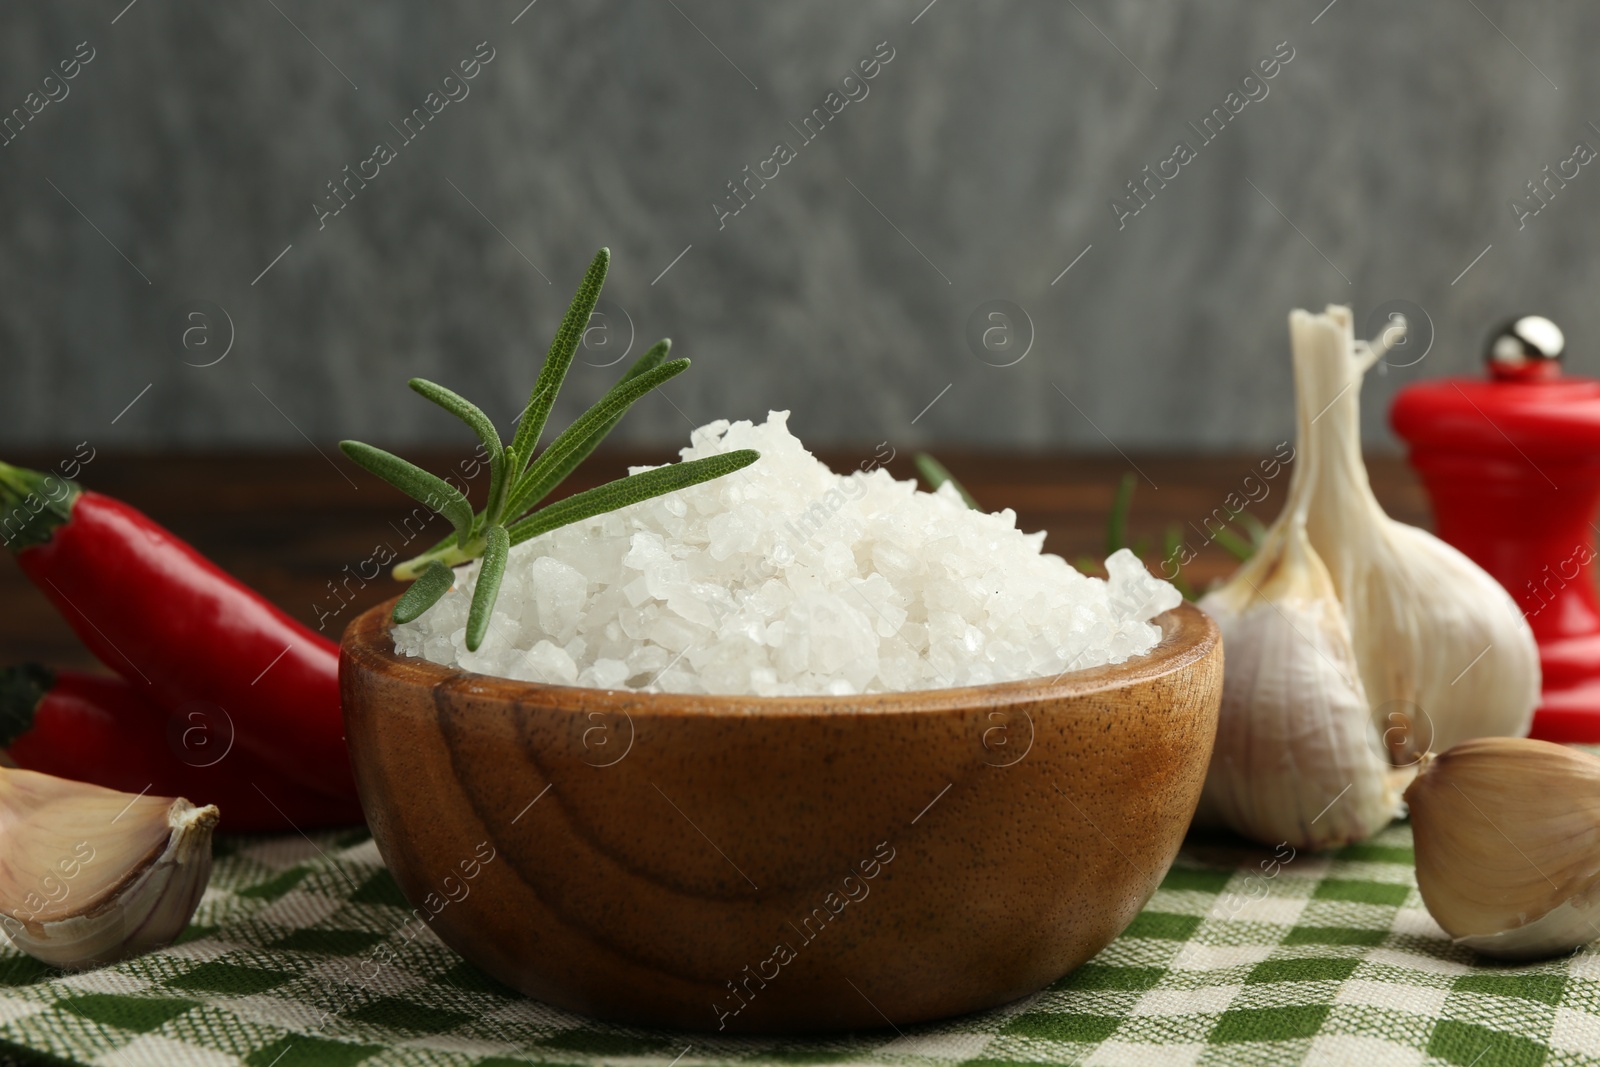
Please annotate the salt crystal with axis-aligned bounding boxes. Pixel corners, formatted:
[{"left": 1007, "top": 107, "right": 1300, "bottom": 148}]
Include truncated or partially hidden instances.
[
  {"left": 582, "top": 658, "right": 630, "bottom": 690},
  {"left": 622, "top": 576, "right": 651, "bottom": 607},
  {"left": 520, "top": 640, "right": 578, "bottom": 685},
  {"left": 528, "top": 556, "right": 586, "bottom": 642},
  {"left": 647, "top": 614, "right": 697, "bottom": 653},
  {"left": 391, "top": 411, "right": 1177, "bottom": 695}
]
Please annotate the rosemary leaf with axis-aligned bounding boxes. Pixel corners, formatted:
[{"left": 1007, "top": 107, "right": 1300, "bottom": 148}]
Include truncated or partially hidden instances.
[
  {"left": 509, "top": 248, "right": 609, "bottom": 466},
  {"left": 1106, "top": 472, "right": 1136, "bottom": 556},
  {"left": 1163, "top": 524, "right": 1197, "bottom": 601},
  {"left": 339, "top": 441, "right": 474, "bottom": 546},
  {"left": 1213, "top": 524, "right": 1257, "bottom": 562},
  {"left": 485, "top": 445, "right": 517, "bottom": 526},
  {"left": 409, "top": 378, "right": 506, "bottom": 531},
  {"left": 507, "top": 357, "right": 689, "bottom": 519},
  {"left": 393, "top": 561, "right": 455, "bottom": 623},
  {"left": 465, "top": 525, "right": 510, "bottom": 652},
  {"left": 914, "top": 452, "right": 978, "bottom": 509},
  {"left": 505, "top": 340, "right": 676, "bottom": 514},
  {"left": 1237, "top": 511, "right": 1269, "bottom": 547},
  {"left": 507, "top": 450, "right": 759, "bottom": 547},
  {"left": 408, "top": 379, "right": 504, "bottom": 468},
  {"left": 619, "top": 337, "right": 672, "bottom": 383}
]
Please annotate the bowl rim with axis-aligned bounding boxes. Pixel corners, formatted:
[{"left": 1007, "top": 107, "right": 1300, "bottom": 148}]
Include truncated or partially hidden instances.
[{"left": 341, "top": 599, "right": 1218, "bottom": 718}]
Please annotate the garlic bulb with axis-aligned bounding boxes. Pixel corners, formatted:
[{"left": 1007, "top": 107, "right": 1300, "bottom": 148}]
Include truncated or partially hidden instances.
[
  {"left": 1293, "top": 306, "right": 1540, "bottom": 751},
  {"left": 1197, "top": 521, "right": 1408, "bottom": 849},
  {"left": 1197, "top": 306, "right": 1540, "bottom": 849},
  {"left": 1406, "top": 737, "right": 1600, "bottom": 960},
  {"left": 0, "top": 767, "right": 218, "bottom": 969}
]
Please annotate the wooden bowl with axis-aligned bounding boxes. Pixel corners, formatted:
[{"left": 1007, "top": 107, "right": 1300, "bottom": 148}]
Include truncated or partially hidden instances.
[{"left": 340, "top": 600, "right": 1221, "bottom": 1034}]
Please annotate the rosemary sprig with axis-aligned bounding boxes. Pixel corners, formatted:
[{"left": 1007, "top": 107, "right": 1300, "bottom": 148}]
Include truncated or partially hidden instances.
[{"left": 340, "top": 248, "right": 759, "bottom": 651}]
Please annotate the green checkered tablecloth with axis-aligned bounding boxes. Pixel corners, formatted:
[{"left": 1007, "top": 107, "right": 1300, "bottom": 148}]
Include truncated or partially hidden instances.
[{"left": 1, "top": 821, "right": 1597, "bottom": 1067}]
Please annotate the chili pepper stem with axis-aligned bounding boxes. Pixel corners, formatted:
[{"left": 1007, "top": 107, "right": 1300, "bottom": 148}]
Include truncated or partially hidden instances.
[
  {"left": 392, "top": 537, "right": 484, "bottom": 581},
  {"left": 0, "top": 663, "right": 51, "bottom": 746},
  {"left": 0, "top": 461, "right": 79, "bottom": 551}
]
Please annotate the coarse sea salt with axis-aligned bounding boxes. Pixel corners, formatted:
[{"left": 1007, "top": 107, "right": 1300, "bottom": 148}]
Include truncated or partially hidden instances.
[{"left": 392, "top": 411, "right": 1181, "bottom": 695}]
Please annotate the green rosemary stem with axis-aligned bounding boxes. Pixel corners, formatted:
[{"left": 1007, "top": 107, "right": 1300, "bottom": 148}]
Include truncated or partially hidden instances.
[{"left": 392, "top": 535, "right": 486, "bottom": 581}]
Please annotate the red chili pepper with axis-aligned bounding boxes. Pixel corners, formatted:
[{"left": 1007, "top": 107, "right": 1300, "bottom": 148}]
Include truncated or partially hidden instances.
[
  {"left": 0, "top": 462, "right": 355, "bottom": 801},
  {"left": 0, "top": 665, "right": 364, "bottom": 832}
]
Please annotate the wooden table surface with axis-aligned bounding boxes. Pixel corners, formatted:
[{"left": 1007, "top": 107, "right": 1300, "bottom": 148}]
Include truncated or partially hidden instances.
[{"left": 0, "top": 449, "right": 1431, "bottom": 672}]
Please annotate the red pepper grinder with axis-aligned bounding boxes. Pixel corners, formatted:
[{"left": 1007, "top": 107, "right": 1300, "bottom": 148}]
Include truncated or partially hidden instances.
[{"left": 1391, "top": 316, "right": 1600, "bottom": 743}]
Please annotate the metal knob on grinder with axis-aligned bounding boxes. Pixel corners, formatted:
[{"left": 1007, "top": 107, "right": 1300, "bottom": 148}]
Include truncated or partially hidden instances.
[
  {"left": 1391, "top": 314, "right": 1600, "bottom": 742},
  {"left": 1487, "top": 315, "right": 1564, "bottom": 381}
]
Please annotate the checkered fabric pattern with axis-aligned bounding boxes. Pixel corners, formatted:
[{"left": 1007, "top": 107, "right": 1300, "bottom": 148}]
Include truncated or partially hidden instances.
[{"left": 0, "top": 820, "right": 1597, "bottom": 1067}]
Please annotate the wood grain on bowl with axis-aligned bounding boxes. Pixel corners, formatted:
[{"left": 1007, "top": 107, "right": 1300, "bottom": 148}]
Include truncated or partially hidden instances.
[{"left": 340, "top": 601, "right": 1222, "bottom": 1034}]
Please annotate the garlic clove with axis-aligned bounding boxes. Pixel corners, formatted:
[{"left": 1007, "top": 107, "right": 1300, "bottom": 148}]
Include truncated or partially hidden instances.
[
  {"left": 1405, "top": 737, "right": 1600, "bottom": 961},
  {"left": 0, "top": 767, "right": 218, "bottom": 970},
  {"left": 1198, "top": 520, "right": 1409, "bottom": 850},
  {"left": 1346, "top": 521, "right": 1539, "bottom": 749},
  {"left": 1454, "top": 898, "right": 1600, "bottom": 962}
]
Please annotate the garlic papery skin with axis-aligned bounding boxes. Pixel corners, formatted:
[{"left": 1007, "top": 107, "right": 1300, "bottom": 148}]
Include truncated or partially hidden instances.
[
  {"left": 1453, "top": 900, "right": 1600, "bottom": 961},
  {"left": 1198, "top": 520, "right": 1408, "bottom": 850},
  {"left": 0, "top": 767, "right": 218, "bottom": 970},
  {"left": 1405, "top": 736, "right": 1600, "bottom": 961},
  {"left": 1293, "top": 306, "right": 1540, "bottom": 752}
]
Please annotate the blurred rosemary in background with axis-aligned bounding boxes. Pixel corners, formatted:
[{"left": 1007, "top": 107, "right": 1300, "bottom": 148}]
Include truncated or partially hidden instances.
[{"left": 914, "top": 456, "right": 1267, "bottom": 601}]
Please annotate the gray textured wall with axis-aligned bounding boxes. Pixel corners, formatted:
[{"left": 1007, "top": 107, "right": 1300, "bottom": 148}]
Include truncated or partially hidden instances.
[{"left": 2, "top": 1, "right": 1597, "bottom": 453}]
